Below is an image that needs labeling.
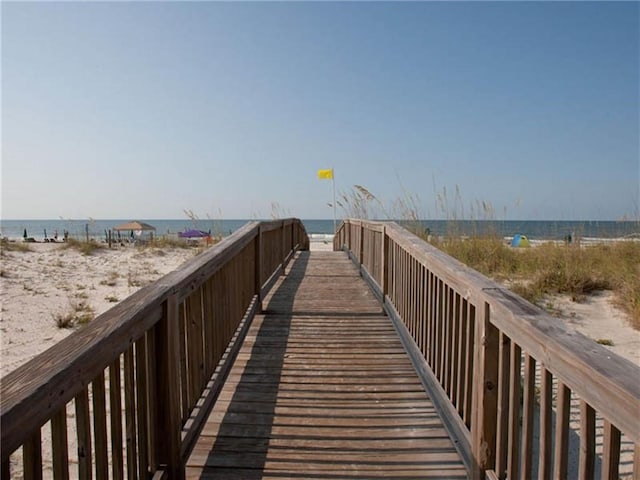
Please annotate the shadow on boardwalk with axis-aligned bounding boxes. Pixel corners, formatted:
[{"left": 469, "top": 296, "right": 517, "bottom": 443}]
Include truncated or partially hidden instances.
[{"left": 186, "top": 251, "right": 467, "bottom": 479}]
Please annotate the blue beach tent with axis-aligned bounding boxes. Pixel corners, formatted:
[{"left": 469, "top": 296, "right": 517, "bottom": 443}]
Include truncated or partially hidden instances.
[{"left": 511, "top": 234, "right": 530, "bottom": 247}]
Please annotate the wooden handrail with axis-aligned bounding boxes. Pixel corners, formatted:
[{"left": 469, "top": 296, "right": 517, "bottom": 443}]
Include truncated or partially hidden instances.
[
  {"left": 1, "top": 219, "right": 308, "bottom": 478},
  {"left": 336, "top": 218, "right": 640, "bottom": 479}
]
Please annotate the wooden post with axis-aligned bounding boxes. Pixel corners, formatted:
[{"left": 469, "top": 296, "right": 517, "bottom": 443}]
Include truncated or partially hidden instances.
[
  {"left": 381, "top": 227, "right": 389, "bottom": 298},
  {"left": 281, "top": 220, "right": 285, "bottom": 265},
  {"left": 471, "top": 302, "right": 498, "bottom": 479},
  {"left": 346, "top": 220, "right": 351, "bottom": 251},
  {"left": 153, "top": 294, "right": 183, "bottom": 479},
  {"left": 359, "top": 223, "right": 364, "bottom": 266},
  {"left": 255, "top": 228, "right": 262, "bottom": 312}
]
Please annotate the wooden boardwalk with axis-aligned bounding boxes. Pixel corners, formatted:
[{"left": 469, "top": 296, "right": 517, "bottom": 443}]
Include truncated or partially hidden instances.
[{"left": 185, "top": 250, "right": 467, "bottom": 479}]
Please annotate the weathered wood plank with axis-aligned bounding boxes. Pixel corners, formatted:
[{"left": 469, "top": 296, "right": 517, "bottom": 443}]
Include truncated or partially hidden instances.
[
  {"left": 538, "top": 368, "right": 553, "bottom": 480},
  {"left": 521, "top": 354, "right": 536, "bottom": 479},
  {"left": 578, "top": 401, "right": 595, "bottom": 480},
  {"left": 23, "top": 429, "right": 42, "bottom": 480},
  {"left": 602, "top": 420, "right": 621, "bottom": 480},
  {"left": 51, "top": 407, "right": 69, "bottom": 480},
  {"left": 186, "top": 251, "right": 465, "bottom": 478},
  {"left": 0, "top": 220, "right": 309, "bottom": 477},
  {"left": 74, "top": 388, "right": 92, "bottom": 480},
  {"left": 380, "top": 221, "right": 640, "bottom": 444},
  {"left": 109, "top": 358, "right": 124, "bottom": 480},
  {"left": 92, "top": 371, "right": 109, "bottom": 480},
  {"left": 494, "top": 332, "right": 510, "bottom": 479},
  {"left": 507, "top": 342, "right": 522, "bottom": 480},
  {"left": 553, "top": 382, "right": 571, "bottom": 479},
  {"left": 123, "top": 347, "right": 138, "bottom": 480}
]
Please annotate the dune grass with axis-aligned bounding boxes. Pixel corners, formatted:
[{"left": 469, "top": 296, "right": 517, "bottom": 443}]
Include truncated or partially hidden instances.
[
  {"left": 61, "top": 238, "right": 105, "bottom": 255},
  {"left": 335, "top": 184, "right": 640, "bottom": 329},
  {"left": 0, "top": 239, "right": 33, "bottom": 254},
  {"left": 430, "top": 235, "right": 640, "bottom": 328}
]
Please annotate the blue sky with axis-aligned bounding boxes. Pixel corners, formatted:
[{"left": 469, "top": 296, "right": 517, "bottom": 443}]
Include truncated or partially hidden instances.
[{"left": 2, "top": 1, "right": 638, "bottom": 220}]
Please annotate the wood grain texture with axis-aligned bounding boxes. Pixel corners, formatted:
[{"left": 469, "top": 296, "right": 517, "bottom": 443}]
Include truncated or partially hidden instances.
[
  {"left": 186, "top": 251, "right": 466, "bottom": 479},
  {"left": 337, "top": 219, "right": 640, "bottom": 444},
  {"left": 335, "top": 218, "right": 640, "bottom": 479},
  {"left": 1, "top": 220, "right": 308, "bottom": 463}
]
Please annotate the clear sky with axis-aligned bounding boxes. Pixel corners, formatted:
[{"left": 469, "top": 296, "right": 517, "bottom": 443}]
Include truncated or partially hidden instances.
[{"left": 1, "top": 1, "right": 638, "bottom": 221}]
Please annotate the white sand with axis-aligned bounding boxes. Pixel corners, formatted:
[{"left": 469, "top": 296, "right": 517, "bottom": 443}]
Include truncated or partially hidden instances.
[{"left": 0, "top": 242, "right": 198, "bottom": 378}]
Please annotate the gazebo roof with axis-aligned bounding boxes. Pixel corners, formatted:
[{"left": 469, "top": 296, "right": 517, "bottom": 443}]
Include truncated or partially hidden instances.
[{"left": 113, "top": 221, "right": 156, "bottom": 231}]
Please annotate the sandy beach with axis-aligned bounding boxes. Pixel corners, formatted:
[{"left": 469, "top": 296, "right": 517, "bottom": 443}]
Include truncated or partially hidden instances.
[
  {"left": 2, "top": 237, "right": 638, "bottom": 376},
  {"left": 0, "top": 242, "right": 198, "bottom": 378}
]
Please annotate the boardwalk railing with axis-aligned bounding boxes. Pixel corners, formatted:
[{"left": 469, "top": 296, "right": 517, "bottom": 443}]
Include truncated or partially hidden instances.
[
  {"left": 335, "top": 219, "right": 640, "bottom": 480},
  {"left": 1, "top": 219, "right": 308, "bottom": 479}
]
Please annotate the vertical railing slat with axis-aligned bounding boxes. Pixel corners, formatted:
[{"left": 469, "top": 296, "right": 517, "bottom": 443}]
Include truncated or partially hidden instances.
[
  {"left": 495, "top": 332, "right": 511, "bottom": 479},
  {"left": 23, "top": 429, "right": 43, "bottom": 480},
  {"left": 507, "top": 343, "right": 522, "bottom": 480},
  {"left": 553, "top": 382, "right": 571, "bottom": 479},
  {"left": 51, "top": 407, "right": 70, "bottom": 480},
  {"left": 578, "top": 401, "right": 595, "bottom": 480},
  {"left": 178, "top": 302, "right": 188, "bottom": 423},
  {"left": 109, "top": 358, "right": 125, "bottom": 480},
  {"left": 92, "top": 371, "right": 109, "bottom": 480},
  {"left": 471, "top": 302, "right": 498, "bottom": 479},
  {"left": 456, "top": 299, "right": 468, "bottom": 417},
  {"left": 538, "top": 368, "right": 553, "bottom": 480},
  {"left": 442, "top": 286, "right": 452, "bottom": 391},
  {"left": 520, "top": 354, "right": 536, "bottom": 480},
  {"left": 463, "top": 303, "right": 475, "bottom": 429},
  {"left": 146, "top": 329, "right": 158, "bottom": 473},
  {"left": 135, "top": 337, "right": 149, "bottom": 479},
  {"left": 153, "top": 294, "right": 183, "bottom": 480},
  {"left": 602, "top": 421, "right": 621, "bottom": 480},
  {"left": 74, "top": 388, "right": 92, "bottom": 480},
  {"left": 124, "top": 347, "right": 138, "bottom": 480},
  {"left": 449, "top": 292, "right": 460, "bottom": 406}
]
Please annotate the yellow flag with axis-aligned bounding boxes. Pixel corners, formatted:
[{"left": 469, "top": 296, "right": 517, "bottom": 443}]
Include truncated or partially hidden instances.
[{"left": 317, "top": 168, "right": 333, "bottom": 180}]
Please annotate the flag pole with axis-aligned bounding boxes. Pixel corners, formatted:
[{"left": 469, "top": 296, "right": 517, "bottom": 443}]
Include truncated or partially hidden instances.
[{"left": 332, "top": 167, "right": 336, "bottom": 234}]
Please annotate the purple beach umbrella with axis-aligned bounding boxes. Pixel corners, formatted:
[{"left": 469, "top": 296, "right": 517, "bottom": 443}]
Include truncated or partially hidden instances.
[{"left": 178, "top": 229, "right": 210, "bottom": 239}]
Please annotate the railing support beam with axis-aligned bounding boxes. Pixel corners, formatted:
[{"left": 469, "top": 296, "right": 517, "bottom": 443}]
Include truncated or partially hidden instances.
[
  {"left": 471, "top": 302, "right": 498, "bottom": 479},
  {"left": 154, "top": 294, "right": 184, "bottom": 480}
]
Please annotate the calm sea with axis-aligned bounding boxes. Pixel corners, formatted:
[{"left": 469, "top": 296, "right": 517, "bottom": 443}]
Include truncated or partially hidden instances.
[{"left": 0, "top": 218, "right": 638, "bottom": 242}]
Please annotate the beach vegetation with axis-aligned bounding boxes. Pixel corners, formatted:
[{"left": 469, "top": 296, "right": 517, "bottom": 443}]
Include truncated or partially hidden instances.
[
  {"left": 74, "top": 291, "right": 89, "bottom": 300},
  {"left": 105, "top": 295, "right": 119, "bottom": 303},
  {"left": 128, "top": 269, "right": 143, "bottom": 287},
  {"left": 54, "top": 297, "right": 95, "bottom": 328},
  {"left": 428, "top": 235, "right": 640, "bottom": 329},
  {"left": 596, "top": 338, "right": 614, "bottom": 346},
  {"left": 336, "top": 184, "right": 640, "bottom": 330},
  {"left": 99, "top": 271, "right": 119, "bottom": 287},
  {"left": 148, "top": 237, "right": 192, "bottom": 249},
  {"left": 62, "top": 238, "right": 104, "bottom": 255},
  {"left": 54, "top": 311, "right": 75, "bottom": 329},
  {"left": 0, "top": 238, "right": 33, "bottom": 254}
]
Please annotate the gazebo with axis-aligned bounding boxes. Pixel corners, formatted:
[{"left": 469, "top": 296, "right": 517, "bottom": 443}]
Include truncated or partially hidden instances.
[{"left": 112, "top": 221, "right": 156, "bottom": 244}]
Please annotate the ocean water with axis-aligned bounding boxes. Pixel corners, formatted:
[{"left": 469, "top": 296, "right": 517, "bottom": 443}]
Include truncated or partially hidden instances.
[{"left": 0, "top": 218, "right": 638, "bottom": 242}]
